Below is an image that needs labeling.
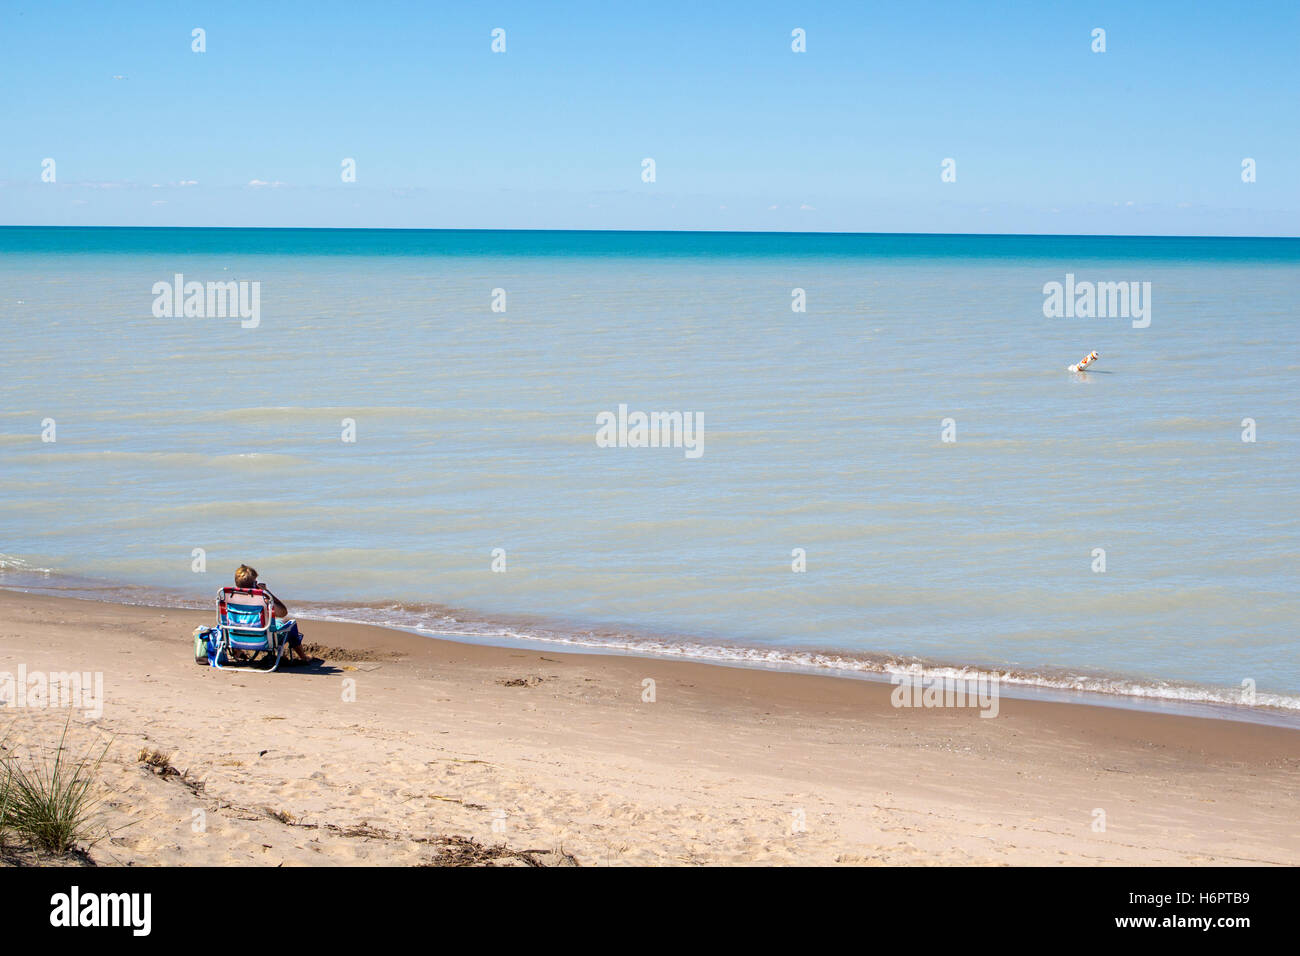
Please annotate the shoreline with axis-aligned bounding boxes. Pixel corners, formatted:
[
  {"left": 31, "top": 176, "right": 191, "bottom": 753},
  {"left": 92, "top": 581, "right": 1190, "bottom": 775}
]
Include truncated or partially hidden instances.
[
  {"left": 5, "top": 224, "right": 1300, "bottom": 241},
  {"left": 266, "top": 610, "right": 1300, "bottom": 730},
  {"left": 1, "top": 589, "right": 1297, "bottom": 865},
  {"left": 2, "top": 576, "right": 1296, "bottom": 729}
]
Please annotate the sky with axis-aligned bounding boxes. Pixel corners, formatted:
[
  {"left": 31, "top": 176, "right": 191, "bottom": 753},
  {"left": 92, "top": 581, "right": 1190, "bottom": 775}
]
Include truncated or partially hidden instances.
[{"left": 1, "top": 0, "right": 1297, "bottom": 235}]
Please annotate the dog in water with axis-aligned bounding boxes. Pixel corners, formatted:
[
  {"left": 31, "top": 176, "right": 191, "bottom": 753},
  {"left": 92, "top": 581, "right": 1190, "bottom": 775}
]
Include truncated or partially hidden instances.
[{"left": 1069, "top": 350, "right": 1099, "bottom": 372}]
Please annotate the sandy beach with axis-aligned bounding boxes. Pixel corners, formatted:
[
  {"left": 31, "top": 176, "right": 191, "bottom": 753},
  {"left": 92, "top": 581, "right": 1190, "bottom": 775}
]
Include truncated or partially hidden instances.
[{"left": 0, "top": 588, "right": 1296, "bottom": 866}]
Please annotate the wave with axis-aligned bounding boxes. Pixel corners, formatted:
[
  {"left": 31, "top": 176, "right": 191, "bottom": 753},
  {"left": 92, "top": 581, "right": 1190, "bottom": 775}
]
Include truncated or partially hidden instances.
[
  {"left": 298, "top": 601, "right": 1300, "bottom": 715},
  {"left": 2, "top": 449, "right": 316, "bottom": 469},
  {"left": 0, "top": 553, "right": 53, "bottom": 574}
]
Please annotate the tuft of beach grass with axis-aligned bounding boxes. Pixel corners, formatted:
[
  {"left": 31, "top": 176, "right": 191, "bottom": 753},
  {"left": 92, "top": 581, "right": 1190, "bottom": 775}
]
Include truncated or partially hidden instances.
[
  {"left": 0, "top": 750, "right": 12, "bottom": 848},
  {"left": 2, "top": 716, "right": 109, "bottom": 855}
]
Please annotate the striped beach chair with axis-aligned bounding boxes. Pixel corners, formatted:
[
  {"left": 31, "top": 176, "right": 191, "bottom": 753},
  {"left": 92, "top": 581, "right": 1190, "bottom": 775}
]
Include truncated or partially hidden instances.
[{"left": 214, "top": 586, "right": 290, "bottom": 671}]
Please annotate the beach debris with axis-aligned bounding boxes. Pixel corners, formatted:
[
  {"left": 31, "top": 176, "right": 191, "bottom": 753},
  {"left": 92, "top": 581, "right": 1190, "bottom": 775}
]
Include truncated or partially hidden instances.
[
  {"left": 136, "top": 748, "right": 179, "bottom": 778},
  {"left": 422, "top": 834, "right": 579, "bottom": 867},
  {"left": 1068, "top": 350, "right": 1100, "bottom": 372},
  {"left": 429, "top": 794, "right": 489, "bottom": 810},
  {"left": 497, "top": 676, "right": 543, "bottom": 687}
]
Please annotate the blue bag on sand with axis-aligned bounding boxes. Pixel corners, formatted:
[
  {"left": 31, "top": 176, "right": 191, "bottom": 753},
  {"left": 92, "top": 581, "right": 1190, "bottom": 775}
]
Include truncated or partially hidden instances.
[{"left": 192, "top": 626, "right": 223, "bottom": 667}]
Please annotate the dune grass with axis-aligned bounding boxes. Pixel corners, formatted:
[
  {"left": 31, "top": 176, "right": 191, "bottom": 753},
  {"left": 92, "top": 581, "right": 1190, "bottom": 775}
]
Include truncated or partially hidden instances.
[
  {"left": 0, "top": 717, "right": 109, "bottom": 855},
  {"left": 0, "top": 757, "right": 11, "bottom": 848}
]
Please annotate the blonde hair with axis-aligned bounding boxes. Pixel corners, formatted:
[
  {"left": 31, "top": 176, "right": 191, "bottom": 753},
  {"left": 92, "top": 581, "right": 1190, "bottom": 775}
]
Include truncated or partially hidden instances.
[{"left": 234, "top": 565, "right": 258, "bottom": 589}]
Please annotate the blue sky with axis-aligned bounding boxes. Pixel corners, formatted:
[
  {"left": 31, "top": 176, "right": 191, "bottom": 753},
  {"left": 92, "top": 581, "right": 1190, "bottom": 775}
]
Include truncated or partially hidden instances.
[{"left": 2, "top": 0, "right": 1297, "bottom": 234}]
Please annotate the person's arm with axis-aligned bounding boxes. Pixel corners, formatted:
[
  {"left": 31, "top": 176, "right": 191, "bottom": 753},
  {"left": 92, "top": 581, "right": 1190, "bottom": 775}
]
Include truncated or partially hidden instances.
[{"left": 258, "top": 583, "right": 289, "bottom": 618}]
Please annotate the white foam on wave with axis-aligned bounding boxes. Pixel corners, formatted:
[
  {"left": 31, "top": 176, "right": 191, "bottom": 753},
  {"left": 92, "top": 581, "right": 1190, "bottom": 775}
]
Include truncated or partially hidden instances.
[
  {"left": 296, "top": 603, "right": 1300, "bottom": 716},
  {"left": 0, "top": 553, "right": 53, "bottom": 574}
]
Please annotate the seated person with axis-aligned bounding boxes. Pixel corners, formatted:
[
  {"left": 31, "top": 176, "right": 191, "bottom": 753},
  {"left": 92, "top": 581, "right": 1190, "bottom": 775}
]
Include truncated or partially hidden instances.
[{"left": 234, "top": 564, "right": 313, "bottom": 664}]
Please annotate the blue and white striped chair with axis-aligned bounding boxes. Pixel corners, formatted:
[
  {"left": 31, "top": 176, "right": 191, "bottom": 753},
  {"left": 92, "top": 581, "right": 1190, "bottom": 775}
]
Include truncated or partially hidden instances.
[{"left": 214, "top": 587, "right": 290, "bottom": 671}]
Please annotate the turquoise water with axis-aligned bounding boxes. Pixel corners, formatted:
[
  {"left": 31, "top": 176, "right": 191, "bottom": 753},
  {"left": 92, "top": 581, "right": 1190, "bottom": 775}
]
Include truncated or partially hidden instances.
[{"left": 1, "top": 227, "right": 1297, "bottom": 712}]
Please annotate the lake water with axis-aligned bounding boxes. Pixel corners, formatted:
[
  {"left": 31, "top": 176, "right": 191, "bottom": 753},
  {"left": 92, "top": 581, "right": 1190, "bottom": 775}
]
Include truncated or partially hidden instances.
[{"left": 1, "top": 227, "right": 1297, "bottom": 715}]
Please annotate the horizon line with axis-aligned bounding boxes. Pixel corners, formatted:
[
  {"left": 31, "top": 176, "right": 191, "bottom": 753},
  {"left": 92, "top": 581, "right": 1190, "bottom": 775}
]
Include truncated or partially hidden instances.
[{"left": 1, "top": 224, "right": 1297, "bottom": 241}]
